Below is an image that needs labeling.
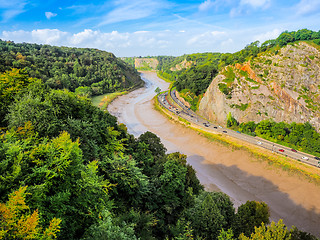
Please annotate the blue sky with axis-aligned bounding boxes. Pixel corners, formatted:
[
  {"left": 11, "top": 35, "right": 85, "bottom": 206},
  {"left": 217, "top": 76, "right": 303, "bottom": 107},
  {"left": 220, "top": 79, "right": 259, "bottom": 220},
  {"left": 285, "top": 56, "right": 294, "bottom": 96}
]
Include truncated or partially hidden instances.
[{"left": 0, "top": 0, "right": 320, "bottom": 57}]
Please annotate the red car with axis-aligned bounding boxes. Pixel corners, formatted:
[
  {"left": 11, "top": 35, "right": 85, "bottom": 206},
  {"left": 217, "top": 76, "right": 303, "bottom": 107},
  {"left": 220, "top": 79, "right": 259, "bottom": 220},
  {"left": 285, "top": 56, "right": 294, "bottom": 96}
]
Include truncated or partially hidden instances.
[
  {"left": 291, "top": 149, "right": 297, "bottom": 152},
  {"left": 279, "top": 149, "right": 284, "bottom": 152}
]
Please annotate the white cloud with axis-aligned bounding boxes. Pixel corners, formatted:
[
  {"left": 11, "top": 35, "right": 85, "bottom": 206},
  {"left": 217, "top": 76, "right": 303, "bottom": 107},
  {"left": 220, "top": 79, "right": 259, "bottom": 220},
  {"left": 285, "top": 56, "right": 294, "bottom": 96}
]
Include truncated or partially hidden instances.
[
  {"left": 294, "top": 0, "right": 320, "bottom": 15},
  {"left": 187, "top": 31, "right": 226, "bottom": 46},
  {"left": 253, "top": 29, "right": 282, "bottom": 43},
  {"left": 0, "top": 28, "right": 248, "bottom": 57},
  {"left": 2, "top": 29, "right": 69, "bottom": 45},
  {"left": 0, "top": 0, "right": 27, "bottom": 22},
  {"left": 45, "top": 12, "right": 57, "bottom": 20},
  {"left": 98, "top": 0, "right": 170, "bottom": 26},
  {"left": 240, "top": 0, "right": 270, "bottom": 8},
  {"left": 31, "top": 29, "right": 69, "bottom": 45},
  {"left": 199, "top": 0, "right": 213, "bottom": 11}
]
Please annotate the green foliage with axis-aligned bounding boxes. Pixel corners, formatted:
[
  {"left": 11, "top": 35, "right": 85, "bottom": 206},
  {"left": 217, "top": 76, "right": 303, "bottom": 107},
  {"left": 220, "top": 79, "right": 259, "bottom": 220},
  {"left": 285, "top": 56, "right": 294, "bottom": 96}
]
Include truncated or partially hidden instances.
[
  {"left": 234, "top": 201, "right": 270, "bottom": 237},
  {"left": 183, "top": 191, "right": 235, "bottom": 240},
  {"left": 0, "top": 40, "right": 142, "bottom": 95},
  {"left": 239, "top": 220, "right": 290, "bottom": 240},
  {"left": 0, "top": 126, "right": 112, "bottom": 239},
  {"left": 173, "top": 64, "right": 218, "bottom": 96},
  {"left": 179, "top": 90, "right": 202, "bottom": 111},
  {"left": 223, "top": 66, "right": 236, "bottom": 84},
  {"left": 218, "top": 228, "right": 235, "bottom": 240},
  {"left": 82, "top": 210, "right": 138, "bottom": 240},
  {"left": 237, "top": 119, "right": 320, "bottom": 157},
  {"left": 0, "top": 186, "right": 61, "bottom": 240},
  {"left": 230, "top": 103, "right": 249, "bottom": 111},
  {"left": 0, "top": 68, "right": 37, "bottom": 126},
  {"left": 218, "top": 83, "right": 233, "bottom": 98},
  {"left": 227, "top": 112, "right": 239, "bottom": 128}
]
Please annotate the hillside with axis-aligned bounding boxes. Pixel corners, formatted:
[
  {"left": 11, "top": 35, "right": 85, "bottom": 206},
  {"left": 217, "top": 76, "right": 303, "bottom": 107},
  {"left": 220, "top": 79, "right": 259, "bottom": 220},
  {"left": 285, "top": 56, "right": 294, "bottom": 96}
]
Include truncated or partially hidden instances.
[
  {"left": 199, "top": 41, "right": 320, "bottom": 130},
  {"left": 0, "top": 40, "right": 143, "bottom": 95},
  {"left": 134, "top": 57, "right": 159, "bottom": 70}
]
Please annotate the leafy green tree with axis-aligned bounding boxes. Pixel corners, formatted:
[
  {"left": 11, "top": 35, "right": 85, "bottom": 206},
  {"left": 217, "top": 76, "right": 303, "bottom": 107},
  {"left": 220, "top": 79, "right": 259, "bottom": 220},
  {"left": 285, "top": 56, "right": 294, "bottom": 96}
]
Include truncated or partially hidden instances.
[
  {"left": 82, "top": 210, "right": 138, "bottom": 240},
  {"left": 99, "top": 155, "right": 149, "bottom": 211},
  {"left": 0, "top": 186, "right": 61, "bottom": 240},
  {"left": 137, "top": 131, "right": 167, "bottom": 160},
  {"left": 0, "top": 68, "right": 37, "bottom": 126},
  {"left": 184, "top": 191, "right": 225, "bottom": 240},
  {"left": 234, "top": 201, "right": 270, "bottom": 237},
  {"left": 239, "top": 220, "right": 290, "bottom": 240},
  {"left": 218, "top": 228, "right": 235, "bottom": 240},
  {"left": 0, "top": 125, "right": 112, "bottom": 239},
  {"left": 227, "top": 112, "right": 239, "bottom": 128}
]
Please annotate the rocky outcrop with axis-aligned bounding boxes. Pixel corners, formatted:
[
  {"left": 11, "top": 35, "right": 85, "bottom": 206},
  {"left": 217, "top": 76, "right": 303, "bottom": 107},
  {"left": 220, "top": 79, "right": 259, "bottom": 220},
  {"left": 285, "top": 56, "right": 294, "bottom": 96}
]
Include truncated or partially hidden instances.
[
  {"left": 134, "top": 58, "right": 159, "bottom": 69},
  {"left": 199, "top": 42, "right": 320, "bottom": 130},
  {"left": 170, "top": 59, "right": 194, "bottom": 71}
]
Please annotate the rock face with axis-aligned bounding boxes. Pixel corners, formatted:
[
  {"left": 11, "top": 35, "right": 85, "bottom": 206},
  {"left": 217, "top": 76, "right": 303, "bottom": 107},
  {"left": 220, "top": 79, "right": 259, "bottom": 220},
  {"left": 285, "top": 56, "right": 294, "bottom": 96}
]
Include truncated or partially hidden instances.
[
  {"left": 170, "top": 59, "right": 194, "bottom": 71},
  {"left": 134, "top": 58, "right": 159, "bottom": 69},
  {"left": 199, "top": 42, "right": 320, "bottom": 130}
]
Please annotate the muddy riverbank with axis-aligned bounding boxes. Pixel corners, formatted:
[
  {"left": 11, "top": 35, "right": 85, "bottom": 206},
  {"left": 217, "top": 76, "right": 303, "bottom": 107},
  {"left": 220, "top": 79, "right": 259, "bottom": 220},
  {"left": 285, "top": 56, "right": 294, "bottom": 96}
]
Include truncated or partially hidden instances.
[{"left": 108, "top": 71, "right": 320, "bottom": 236}]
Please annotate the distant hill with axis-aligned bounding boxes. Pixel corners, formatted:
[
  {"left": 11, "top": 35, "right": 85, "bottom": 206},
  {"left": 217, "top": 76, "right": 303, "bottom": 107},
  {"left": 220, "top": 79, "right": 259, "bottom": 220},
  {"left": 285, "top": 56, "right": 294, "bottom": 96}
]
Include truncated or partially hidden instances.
[{"left": 0, "top": 40, "right": 143, "bottom": 96}]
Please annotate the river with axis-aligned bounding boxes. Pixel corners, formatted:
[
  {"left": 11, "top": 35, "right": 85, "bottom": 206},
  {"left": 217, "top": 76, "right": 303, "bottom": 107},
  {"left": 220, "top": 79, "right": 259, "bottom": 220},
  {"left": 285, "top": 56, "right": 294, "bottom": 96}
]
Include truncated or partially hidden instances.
[{"left": 108, "top": 71, "right": 320, "bottom": 236}]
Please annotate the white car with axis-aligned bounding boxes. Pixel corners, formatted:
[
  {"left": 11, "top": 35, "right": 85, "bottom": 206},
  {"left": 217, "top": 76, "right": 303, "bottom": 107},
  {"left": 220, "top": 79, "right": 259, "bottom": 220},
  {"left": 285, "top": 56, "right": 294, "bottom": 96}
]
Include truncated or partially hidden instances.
[
  {"left": 301, "top": 156, "right": 309, "bottom": 160},
  {"left": 257, "top": 141, "right": 262, "bottom": 145}
]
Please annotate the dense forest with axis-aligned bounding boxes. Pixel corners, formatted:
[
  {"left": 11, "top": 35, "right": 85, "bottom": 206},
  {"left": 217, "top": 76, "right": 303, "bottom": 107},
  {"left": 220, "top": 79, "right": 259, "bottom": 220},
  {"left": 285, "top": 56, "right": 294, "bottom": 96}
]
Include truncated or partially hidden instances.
[
  {"left": 1, "top": 69, "right": 317, "bottom": 237},
  {"left": 0, "top": 40, "right": 143, "bottom": 96}
]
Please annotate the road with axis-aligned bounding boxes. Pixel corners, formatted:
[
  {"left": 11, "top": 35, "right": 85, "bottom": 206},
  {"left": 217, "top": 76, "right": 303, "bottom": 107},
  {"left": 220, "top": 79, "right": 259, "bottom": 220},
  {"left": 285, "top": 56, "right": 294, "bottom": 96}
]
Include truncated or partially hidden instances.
[{"left": 158, "top": 89, "right": 320, "bottom": 168}]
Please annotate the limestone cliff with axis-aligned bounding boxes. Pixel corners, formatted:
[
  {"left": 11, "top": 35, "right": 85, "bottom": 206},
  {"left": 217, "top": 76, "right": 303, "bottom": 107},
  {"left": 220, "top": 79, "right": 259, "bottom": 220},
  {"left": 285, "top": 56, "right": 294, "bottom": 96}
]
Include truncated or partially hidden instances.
[
  {"left": 134, "top": 58, "right": 159, "bottom": 70},
  {"left": 199, "top": 42, "right": 320, "bottom": 130},
  {"left": 170, "top": 59, "right": 194, "bottom": 71}
]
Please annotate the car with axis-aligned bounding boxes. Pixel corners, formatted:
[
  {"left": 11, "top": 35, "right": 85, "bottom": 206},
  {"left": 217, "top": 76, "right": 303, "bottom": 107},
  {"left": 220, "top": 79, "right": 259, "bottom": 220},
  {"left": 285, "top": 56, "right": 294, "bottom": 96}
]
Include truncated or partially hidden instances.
[
  {"left": 223, "top": 130, "right": 227, "bottom": 133},
  {"left": 218, "top": 126, "right": 222, "bottom": 128},
  {"left": 302, "top": 156, "right": 309, "bottom": 160},
  {"left": 257, "top": 141, "right": 262, "bottom": 145},
  {"left": 314, "top": 156, "right": 320, "bottom": 160},
  {"left": 278, "top": 149, "right": 284, "bottom": 152},
  {"left": 213, "top": 126, "right": 217, "bottom": 129},
  {"left": 291, "top": 149, "right": 297, "bottom": 152},
  {"left": 236, "top": 131, "right": 241, "bottom": 134}
]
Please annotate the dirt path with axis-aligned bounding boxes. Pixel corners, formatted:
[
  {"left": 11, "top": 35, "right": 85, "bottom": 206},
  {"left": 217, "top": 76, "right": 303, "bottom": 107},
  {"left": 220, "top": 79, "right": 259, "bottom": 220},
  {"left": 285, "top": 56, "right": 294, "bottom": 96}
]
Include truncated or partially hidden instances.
[{"left": 108, "top": 71, "right": 320, "bottom": 236}]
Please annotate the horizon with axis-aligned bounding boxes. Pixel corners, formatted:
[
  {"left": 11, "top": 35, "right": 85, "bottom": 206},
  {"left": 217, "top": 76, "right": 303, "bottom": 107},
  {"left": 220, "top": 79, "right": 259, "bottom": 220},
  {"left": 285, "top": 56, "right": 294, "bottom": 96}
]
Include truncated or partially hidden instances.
[{"left": 0, "top": 0, "right": 320, "bottom": 57}]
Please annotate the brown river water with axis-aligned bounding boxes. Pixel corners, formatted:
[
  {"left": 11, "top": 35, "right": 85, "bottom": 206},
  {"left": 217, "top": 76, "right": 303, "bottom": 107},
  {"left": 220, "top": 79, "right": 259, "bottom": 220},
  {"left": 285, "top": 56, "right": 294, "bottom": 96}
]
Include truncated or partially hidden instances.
[{"left": 108, "top": 71, "right": 320, "bottom": 236}]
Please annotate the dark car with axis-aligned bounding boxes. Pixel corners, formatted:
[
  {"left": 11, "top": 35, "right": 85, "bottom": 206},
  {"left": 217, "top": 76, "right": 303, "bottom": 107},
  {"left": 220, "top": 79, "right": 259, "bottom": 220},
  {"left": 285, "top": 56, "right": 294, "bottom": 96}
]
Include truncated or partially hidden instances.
[
  {"left": 223, "top": 130, "right": 227, "bottom": 133},
  {"left": 291, "top": 149, "right": 297, "bottom": 152},
  {"left": 315, "top": 156, "right": 320, "bottom": 160},
  {"left": 279, "top": 149, "right": 284, "bottom": 152},
  {"left": 213, "top": 126, "right": 217, "bottom": 129}
]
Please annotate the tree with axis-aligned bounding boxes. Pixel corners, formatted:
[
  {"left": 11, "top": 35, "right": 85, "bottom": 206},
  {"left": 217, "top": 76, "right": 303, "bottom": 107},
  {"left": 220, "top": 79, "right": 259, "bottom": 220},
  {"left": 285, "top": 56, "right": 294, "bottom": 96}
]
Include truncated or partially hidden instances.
[
  {"left": 137, "top": 131, "right": 167, "bottom": 160},
  {"left": 227, "top": 112, "right": 239, "bottom": 128},
  {"left": 82, "top": 210, "right": 138, "bottom": 240},
  {"left": 0, "top": 68, "right": 37, "bottom": 126},
  {"left": 185, "top": 192, "right": 225, "bottom": 240},
  {"left": 239, "top": 220, "right": 290, "bottom": 240},
  {"left": 0, "top": 186, "right": 61, "bottom": 240},
  {"left": 234, "top": 201, "right": 270, "bottom": 237}
]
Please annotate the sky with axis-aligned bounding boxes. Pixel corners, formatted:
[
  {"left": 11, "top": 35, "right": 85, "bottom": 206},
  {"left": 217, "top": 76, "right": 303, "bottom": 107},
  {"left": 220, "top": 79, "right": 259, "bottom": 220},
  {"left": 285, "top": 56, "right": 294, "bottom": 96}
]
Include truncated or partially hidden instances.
[{"left": 0, "top": 0, "right": 320, "bottom": 57}]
